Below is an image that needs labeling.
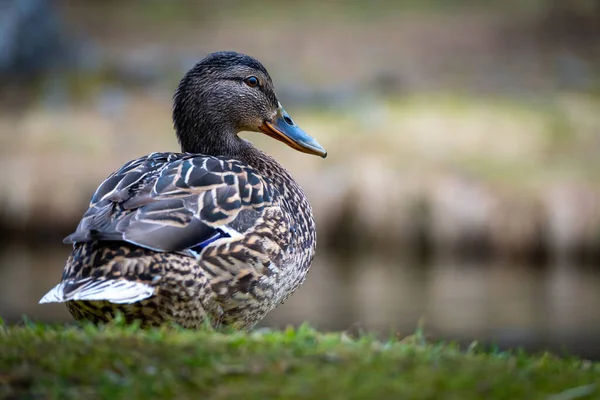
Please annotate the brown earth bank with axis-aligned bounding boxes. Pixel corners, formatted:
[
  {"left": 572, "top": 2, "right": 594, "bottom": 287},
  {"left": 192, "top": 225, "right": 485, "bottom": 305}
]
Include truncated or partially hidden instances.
[{"left": 1, "top": 93, "right": 599, "bottom": 263}]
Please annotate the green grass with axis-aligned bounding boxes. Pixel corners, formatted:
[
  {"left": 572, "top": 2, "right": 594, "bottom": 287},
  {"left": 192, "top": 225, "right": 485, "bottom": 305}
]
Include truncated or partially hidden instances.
[{"left": 1, "top": 319, "right": 599, "bottom": 399}]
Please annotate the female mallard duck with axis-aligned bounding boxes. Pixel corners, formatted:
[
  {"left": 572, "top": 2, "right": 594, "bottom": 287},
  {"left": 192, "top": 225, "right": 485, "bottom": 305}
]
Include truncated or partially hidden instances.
[{"left": 39, "top": 51, "right": 327, "bottom": 330}]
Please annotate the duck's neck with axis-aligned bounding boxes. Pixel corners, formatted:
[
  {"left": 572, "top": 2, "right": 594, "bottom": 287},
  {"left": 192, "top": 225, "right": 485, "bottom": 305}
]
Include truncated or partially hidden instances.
[{"left": 177, "top": 123, "right": 239, "bottom": 156}]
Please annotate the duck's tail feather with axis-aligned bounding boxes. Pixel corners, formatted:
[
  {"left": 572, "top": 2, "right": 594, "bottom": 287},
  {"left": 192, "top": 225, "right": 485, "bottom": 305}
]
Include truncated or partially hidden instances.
[{"left": 39, "top": 277, "right": 155, "bottom": 304}]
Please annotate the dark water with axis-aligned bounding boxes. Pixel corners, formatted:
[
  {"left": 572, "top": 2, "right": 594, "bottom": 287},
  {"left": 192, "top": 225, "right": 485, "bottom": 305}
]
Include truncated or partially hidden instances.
[{"left": 2, "top": 242, "right": 600, "bottom": 358}]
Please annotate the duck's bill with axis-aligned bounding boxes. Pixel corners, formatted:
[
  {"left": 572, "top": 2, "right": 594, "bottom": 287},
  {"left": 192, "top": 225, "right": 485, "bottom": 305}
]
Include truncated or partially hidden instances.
[{"left": 259, "top": 105, "right": 327, "bottom": 158}]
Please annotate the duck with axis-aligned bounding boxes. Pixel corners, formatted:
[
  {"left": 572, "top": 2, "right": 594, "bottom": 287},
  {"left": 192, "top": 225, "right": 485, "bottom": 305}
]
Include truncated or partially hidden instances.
[{"left": 39, "top": 51, "right": 327, "bottom": 330}]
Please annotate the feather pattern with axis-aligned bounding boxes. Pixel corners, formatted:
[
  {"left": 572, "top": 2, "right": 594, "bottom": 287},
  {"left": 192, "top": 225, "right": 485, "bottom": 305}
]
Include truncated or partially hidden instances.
[{"left": 41, "top": 149, "right": 316, "bottom": 329}]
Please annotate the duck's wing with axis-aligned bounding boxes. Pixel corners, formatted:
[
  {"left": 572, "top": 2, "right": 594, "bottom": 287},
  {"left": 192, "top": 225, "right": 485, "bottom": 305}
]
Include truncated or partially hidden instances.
[{"left": 64, "top": 152, "right": 275, "bottom": 256}]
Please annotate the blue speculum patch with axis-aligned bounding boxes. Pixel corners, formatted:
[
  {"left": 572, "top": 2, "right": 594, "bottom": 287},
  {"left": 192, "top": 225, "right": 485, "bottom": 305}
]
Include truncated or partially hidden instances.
[{"left": 188, "top": 229, "right": 231, "bottom": 253}]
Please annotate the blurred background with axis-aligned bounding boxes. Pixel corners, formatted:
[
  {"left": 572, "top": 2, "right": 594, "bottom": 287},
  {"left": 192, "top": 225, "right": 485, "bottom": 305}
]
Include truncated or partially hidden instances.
[{"left": 1, "top": 0, "right": 600, "bottom": 357}]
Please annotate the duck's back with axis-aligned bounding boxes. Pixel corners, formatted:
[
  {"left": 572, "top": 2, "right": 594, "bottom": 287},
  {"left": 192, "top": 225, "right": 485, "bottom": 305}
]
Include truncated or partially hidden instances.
[
  {"left": 41, "top": 151, "right": 311, "bottom": 329},
  {"left": 64, "top": 152, "right": 274, "bottom": 252}
]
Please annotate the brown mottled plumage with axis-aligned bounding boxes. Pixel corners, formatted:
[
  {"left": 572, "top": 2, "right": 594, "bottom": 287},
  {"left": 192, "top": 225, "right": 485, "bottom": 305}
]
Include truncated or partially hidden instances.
[{"left": 39, "top": 51, "right": 327, "bottom": 330}]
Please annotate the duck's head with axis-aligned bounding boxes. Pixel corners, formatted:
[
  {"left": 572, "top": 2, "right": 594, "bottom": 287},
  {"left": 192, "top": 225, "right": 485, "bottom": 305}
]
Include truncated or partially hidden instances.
[{"left": 173, "top": 51, "right": 327, "bottom": 158}]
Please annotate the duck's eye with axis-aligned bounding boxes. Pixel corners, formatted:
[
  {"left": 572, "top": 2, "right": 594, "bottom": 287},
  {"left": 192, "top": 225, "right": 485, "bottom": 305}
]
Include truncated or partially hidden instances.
[{"left": 244, "top": 76, "right": 259, "bottom": 87}]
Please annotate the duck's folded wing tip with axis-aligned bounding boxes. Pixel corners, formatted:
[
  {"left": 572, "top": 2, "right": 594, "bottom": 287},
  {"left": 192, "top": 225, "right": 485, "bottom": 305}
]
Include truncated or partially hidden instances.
[{"left": 39, "top": 278, "right": 155, "bottom": 305}]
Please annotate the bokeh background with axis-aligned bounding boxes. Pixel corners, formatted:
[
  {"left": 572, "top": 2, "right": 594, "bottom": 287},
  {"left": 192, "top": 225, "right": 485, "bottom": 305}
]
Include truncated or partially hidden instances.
[{"left": 1, "top": 0, "right": 600, "bottom": 357}]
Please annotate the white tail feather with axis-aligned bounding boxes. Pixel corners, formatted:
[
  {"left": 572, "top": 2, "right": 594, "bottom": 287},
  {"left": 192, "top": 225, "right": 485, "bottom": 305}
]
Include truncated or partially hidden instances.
[{"left": 39, "top": 277, "right": 155, "bottom": 305}]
